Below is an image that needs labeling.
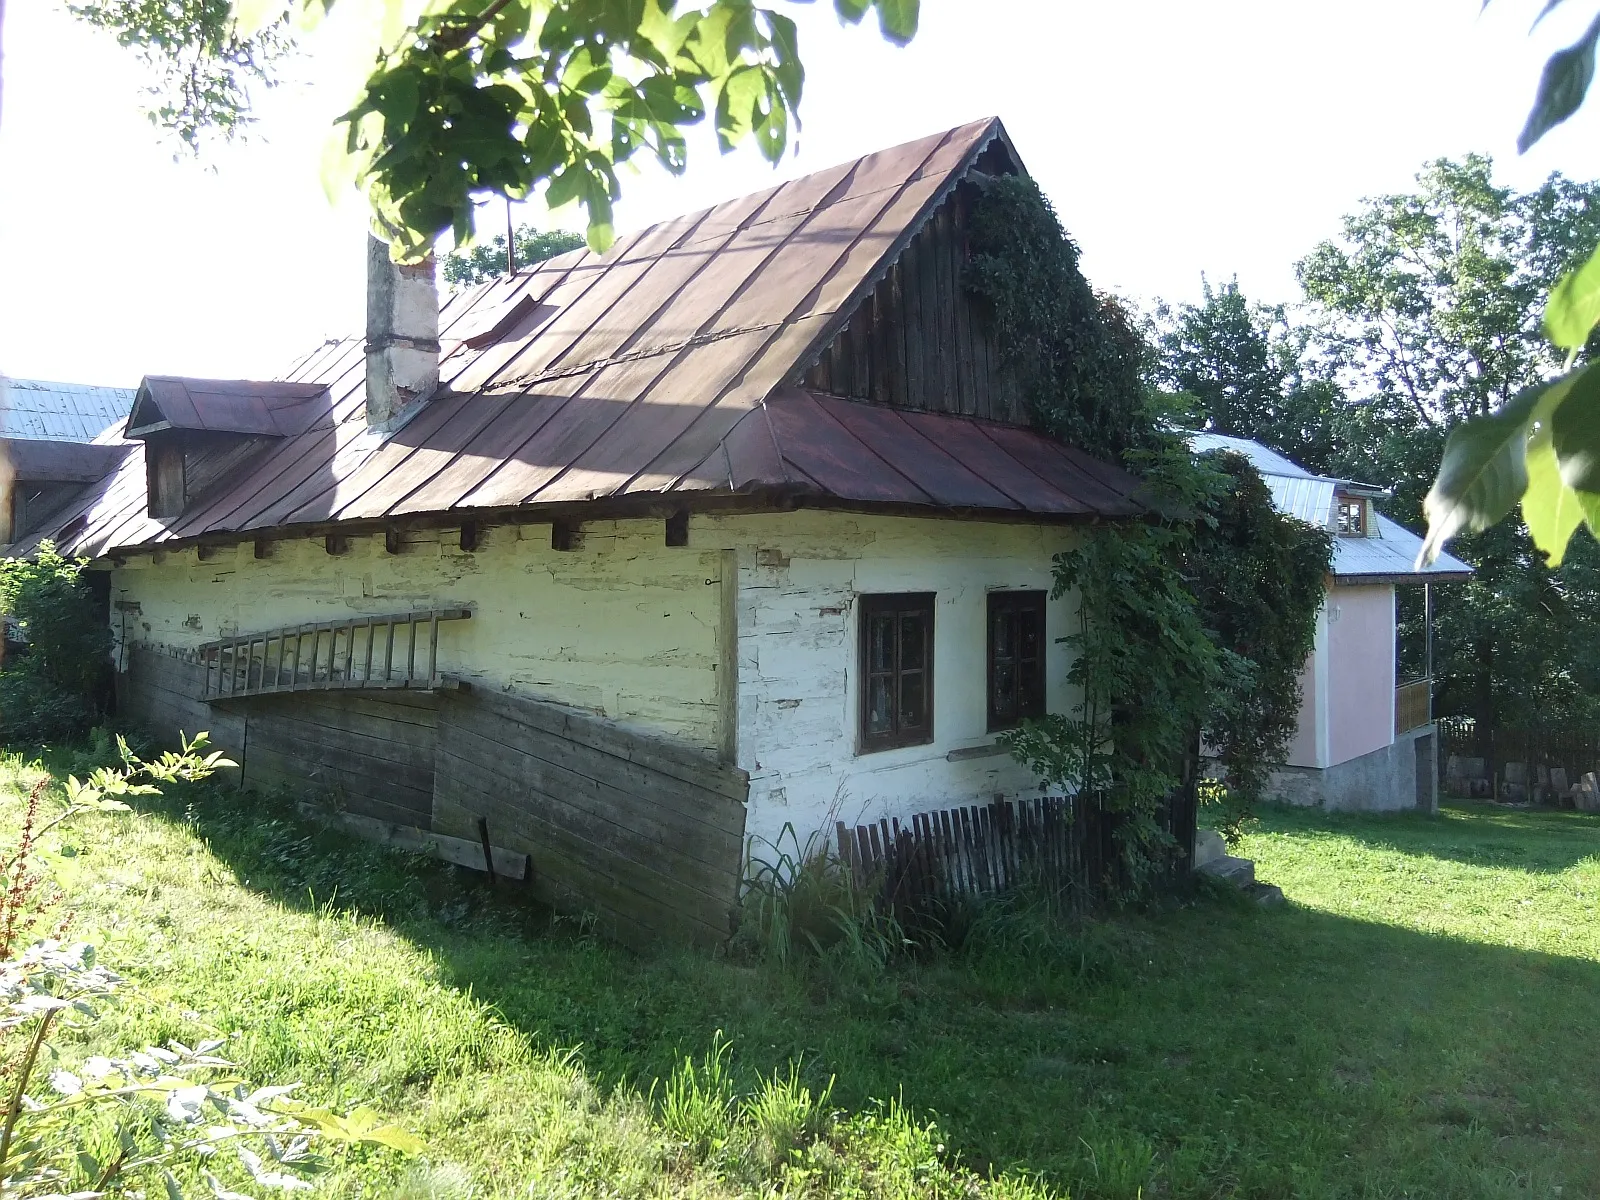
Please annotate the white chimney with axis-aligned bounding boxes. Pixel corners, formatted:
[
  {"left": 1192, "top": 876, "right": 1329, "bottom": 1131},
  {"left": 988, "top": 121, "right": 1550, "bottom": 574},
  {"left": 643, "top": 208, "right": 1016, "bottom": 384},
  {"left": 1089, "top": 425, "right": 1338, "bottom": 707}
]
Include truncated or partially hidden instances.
[{"left": 365, "top": 235, "right": 439, "bottom": 428}]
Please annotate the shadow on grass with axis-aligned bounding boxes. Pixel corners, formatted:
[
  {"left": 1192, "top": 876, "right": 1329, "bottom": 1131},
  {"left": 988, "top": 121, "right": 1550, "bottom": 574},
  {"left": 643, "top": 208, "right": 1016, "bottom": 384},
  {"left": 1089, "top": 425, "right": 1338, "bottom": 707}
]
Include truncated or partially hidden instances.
[
  {"left": 106, "top": 775, "right": 1600, "bottom": 1196},
  {"left": 1245, "top": 798, "right": 1600, "bottom": 874}
]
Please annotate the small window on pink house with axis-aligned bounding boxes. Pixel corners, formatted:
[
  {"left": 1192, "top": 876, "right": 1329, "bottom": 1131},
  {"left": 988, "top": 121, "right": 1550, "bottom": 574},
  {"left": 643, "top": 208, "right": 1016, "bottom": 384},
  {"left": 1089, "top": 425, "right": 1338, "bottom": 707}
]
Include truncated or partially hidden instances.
[{"left": 1337, "top": 497, "right": 1367, "bottom": 536}]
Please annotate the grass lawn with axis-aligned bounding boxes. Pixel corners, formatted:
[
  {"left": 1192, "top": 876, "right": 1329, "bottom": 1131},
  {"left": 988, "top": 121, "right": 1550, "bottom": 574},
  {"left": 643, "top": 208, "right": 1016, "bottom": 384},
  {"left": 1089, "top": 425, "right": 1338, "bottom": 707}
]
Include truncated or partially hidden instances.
[{"left": 7, "top": 746, "right": 1600, "bottom": 1200}]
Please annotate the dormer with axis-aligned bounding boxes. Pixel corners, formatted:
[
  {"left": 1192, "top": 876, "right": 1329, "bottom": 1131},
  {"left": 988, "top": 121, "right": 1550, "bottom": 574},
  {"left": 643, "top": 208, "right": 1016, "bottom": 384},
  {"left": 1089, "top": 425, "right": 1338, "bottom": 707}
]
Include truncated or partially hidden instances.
[
  {"left": 127, "top": 377, "right": 328, "bottom": 518},
  {"left": 0, "top": 439, "right": 128, "bottom": 545},
  {"left": 1333, "top": 484, "right": 1387, "bottom": 538}
]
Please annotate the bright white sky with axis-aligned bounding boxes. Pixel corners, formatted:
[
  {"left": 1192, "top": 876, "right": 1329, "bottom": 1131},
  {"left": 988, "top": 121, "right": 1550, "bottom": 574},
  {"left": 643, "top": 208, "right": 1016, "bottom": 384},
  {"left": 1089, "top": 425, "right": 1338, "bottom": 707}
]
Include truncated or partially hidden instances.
[{"left": 5, "top": 0, "right": 1600, "bottom": 387}]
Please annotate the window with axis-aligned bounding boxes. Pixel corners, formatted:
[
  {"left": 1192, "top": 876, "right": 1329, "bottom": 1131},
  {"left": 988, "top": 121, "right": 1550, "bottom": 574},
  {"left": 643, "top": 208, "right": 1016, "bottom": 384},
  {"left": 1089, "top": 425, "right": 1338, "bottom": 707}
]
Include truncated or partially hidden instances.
[
  {"left": 1337, "top": 497, "right": 1367, "bottom": 536},
  {"left": 858, "top": 593, "right": 934, "bottom": 752},
  {"left": 988, "top": 591, "right": 1046, "bottom": 731}
]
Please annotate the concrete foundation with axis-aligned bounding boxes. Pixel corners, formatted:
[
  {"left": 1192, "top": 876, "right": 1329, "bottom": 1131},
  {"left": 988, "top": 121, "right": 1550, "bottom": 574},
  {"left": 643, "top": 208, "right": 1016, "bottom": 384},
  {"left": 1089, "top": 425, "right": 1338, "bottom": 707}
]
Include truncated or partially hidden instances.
[{"left": 1268, "top": 725, "right": 1437, "bottom": 813}]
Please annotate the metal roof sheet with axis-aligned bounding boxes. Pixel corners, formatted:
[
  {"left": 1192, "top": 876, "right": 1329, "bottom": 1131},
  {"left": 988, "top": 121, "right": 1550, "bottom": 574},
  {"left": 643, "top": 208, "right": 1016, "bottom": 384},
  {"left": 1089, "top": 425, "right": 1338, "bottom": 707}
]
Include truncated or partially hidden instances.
[
  {"left": 0, "top": 379, "right": 132, "bottom": 442},
  {"left": 23, "top": 118, "right": 1145, "bottom": 560},
  {"left": 1190, "top": 430, "right": 1388, "bottom": 498},
  {"left": 1190, "top": 431, "right": 1313, "bottom": 479},
  {"left": 1264, "top": 476, "right": 1337, "bottom": 527},
  {"left": 1335, "top": 513, "right": 1473, "bottom": 582}
]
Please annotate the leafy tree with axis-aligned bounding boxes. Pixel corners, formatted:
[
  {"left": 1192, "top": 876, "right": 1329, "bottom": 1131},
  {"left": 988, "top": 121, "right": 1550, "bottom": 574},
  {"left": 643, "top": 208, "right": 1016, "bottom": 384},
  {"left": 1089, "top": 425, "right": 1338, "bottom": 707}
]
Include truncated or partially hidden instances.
[
  {"left": 1406, "top": 3, "right": 1600, "bottom": 570},
  {"left": 964, "top": 174, "right": 1151, "bottom": 463},
  {"left": 65, "top": 0, "right": 920, "bottom": 259},
  {"left": 1154, "top": 278, "right": 1345, "bottom": 476},
  {"left": 442, "top": 223, "right": 587, "bottom": 288},
  {"left": 66, "top": 0, "right": 292, "bottom": 148},
  {"left": 1159, "top": 160, "right": 1600, "bottom": 746}
]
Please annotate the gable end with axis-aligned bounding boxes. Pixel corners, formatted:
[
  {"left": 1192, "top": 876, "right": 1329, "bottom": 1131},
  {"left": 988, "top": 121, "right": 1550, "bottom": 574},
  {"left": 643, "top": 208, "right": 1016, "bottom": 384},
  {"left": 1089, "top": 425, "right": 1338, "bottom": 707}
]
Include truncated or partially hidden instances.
[{"left": 797, "top": 141, "right": 1028, "bottom": 426}]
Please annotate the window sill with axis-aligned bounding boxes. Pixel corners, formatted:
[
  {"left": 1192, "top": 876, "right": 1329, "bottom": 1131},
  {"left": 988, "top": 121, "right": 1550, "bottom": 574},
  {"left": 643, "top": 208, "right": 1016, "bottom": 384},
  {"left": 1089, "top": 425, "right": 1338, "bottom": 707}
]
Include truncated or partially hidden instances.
[{"left": 946, "top": 741, "right": 1009, "bottom": 762}]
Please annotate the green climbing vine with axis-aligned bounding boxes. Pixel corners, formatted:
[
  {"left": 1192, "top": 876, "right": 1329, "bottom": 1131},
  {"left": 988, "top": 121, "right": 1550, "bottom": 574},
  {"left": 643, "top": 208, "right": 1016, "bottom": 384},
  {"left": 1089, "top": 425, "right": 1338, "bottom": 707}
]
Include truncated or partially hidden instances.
[{"left": 969, "top": 175, "right": 1332, "bottom": 872}]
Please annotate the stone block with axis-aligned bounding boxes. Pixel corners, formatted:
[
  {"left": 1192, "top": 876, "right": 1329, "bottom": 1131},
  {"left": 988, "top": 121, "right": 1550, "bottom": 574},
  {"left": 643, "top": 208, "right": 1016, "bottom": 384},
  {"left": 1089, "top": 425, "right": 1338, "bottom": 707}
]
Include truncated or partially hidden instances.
[
  {"left": 1193, "top": 828, "right": 1226, "bottom": 869},
  {"left": 1199, "top": 855, "right": 1255, "bottom": 887}
]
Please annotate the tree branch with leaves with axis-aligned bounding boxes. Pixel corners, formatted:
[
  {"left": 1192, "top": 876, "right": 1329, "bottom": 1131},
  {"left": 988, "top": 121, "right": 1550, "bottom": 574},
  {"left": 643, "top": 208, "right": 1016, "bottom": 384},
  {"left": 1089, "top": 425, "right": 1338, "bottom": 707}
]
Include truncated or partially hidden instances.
[{"left": 67, "top": 0, "right": 920, "bottom": 260}]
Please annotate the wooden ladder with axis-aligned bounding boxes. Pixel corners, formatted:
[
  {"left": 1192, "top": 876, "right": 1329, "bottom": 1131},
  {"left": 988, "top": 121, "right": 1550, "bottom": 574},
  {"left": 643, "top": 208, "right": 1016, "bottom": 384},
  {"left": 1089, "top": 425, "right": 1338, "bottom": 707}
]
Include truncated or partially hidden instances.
[{"left": 198, "top": 609, "right": 472, "bottom": 701}]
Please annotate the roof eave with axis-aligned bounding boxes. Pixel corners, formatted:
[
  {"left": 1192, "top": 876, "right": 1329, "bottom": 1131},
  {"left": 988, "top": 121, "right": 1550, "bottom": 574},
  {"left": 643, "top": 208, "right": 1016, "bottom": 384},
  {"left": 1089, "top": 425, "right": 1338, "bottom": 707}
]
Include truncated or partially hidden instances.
[{"left": 1332, "top": 570, "right": 1474, "bottom": 586}]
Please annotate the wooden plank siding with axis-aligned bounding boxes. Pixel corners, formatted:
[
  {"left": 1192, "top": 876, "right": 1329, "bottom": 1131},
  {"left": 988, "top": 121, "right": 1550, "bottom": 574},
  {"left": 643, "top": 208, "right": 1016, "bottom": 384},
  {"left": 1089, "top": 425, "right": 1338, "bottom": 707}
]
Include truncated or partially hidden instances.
[
  {"left": 432, "top": 688, "right": 748, "bottom": 948},
  {"left": 120, "top": 645, "right": 749, "bottom": 948},
  {"left": 802, "top": 186, "right": 1027, "bottom": 425}
]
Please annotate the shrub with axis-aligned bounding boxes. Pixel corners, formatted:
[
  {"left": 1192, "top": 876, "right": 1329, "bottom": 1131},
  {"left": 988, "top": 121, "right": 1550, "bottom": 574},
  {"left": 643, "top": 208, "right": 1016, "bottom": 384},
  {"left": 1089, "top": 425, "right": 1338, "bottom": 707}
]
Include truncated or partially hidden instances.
[{"left": 0, "top": 543, "right": 112, "bottom": 744}]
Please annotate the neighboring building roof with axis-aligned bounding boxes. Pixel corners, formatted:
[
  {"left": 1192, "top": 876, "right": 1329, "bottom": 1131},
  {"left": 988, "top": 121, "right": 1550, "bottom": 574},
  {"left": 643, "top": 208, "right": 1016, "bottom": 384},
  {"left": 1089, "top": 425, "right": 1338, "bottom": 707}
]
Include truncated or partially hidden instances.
[
  {"left": 0, "top": 378, "right": 132, "bottom": 442},
  {"left": 3, "top": 439, "right": 130, "bottom": 483},
  {"left": 24, "top": 118, "right": 1146, "bottom": 560},
  {"left": 127, "top": 377, "right": 329, "bottom": 438},
  {"left": 1188, "top": 431, "right": 1473, "bottom": 583}
]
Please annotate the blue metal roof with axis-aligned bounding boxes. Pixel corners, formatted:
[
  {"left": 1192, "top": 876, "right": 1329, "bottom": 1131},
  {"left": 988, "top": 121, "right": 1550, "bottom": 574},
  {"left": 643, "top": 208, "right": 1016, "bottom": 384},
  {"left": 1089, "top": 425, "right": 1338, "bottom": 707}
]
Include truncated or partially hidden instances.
[
  {"left": 0, "top": 378, "right": 132, "bottom": 443},
  {"left": 1187, "top": 431, "right": 1472, "bottom": 582}
]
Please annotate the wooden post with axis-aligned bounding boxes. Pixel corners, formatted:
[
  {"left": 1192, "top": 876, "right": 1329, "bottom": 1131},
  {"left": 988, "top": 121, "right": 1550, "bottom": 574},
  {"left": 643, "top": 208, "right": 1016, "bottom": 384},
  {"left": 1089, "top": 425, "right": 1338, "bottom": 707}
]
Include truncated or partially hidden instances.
[{"left": 476, "top": 816, "right": 498, "bottom": 885}]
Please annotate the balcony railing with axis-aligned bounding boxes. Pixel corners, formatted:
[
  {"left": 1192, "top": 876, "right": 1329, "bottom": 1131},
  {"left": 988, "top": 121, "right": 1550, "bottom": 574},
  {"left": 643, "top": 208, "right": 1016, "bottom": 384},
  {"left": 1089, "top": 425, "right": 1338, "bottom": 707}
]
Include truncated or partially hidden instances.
[
  {"left": 1396, "top": 677, "right": 1432, "bottom": 736},
  {"left": 198, "top": 609, "right": 472, "bottom": 701}
]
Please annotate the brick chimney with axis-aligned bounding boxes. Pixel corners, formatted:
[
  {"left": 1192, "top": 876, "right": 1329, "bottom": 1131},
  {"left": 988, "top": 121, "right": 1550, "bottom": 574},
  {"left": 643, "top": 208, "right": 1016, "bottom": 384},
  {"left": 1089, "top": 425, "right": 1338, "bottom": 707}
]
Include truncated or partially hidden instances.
[{"left": 365, "top": 235, "right": 439, "bottom": 429}]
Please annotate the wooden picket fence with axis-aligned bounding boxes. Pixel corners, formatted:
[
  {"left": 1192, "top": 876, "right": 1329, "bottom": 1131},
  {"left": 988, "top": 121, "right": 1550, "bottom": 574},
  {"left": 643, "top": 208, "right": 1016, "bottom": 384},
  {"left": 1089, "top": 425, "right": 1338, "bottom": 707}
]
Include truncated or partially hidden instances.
[{"left": 835, "top": 788, "right": 1196, "bottom": 917}]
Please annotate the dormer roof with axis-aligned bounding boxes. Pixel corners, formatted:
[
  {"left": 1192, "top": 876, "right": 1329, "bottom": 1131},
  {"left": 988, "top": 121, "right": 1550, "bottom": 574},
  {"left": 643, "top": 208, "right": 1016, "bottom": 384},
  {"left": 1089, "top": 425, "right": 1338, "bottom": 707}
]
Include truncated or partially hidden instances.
[{"left": 127, "top": 377, "right": 329, "bottom": 438}]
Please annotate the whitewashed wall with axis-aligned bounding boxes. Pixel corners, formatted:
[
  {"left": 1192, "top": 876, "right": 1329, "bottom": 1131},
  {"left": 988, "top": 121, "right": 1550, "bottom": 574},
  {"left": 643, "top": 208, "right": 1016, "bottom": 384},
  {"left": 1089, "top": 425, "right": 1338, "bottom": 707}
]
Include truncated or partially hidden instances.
[
  {"left": 109, "top": 510, "right": 1081, "bottom": 858},
  {"left": 699, "top": 512, "right": 1081, "bottom": 855},
  {"left": 109, "top": 521, "right": 726, "bottom": 749}
]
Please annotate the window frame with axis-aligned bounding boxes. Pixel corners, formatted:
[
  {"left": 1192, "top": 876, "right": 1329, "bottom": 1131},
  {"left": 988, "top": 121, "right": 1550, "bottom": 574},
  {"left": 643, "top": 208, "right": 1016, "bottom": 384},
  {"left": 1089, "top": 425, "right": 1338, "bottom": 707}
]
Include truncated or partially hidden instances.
[
  {"left": 856, "top": 592, "right": 936, "bottom": 754},
  {"left": 1336, "top": 497, "right": 1367, "bottom": 537},
  {"left": 986, "top": 589, "right": 1048, "bottom": 732}
]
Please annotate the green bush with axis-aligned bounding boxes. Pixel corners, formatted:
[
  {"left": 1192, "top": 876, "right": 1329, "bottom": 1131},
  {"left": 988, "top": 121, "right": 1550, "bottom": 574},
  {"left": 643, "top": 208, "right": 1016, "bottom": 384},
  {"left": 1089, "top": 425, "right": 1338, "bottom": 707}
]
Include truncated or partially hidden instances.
[{"left": 0, "top": 542, "right": 112, "bottom": 744}]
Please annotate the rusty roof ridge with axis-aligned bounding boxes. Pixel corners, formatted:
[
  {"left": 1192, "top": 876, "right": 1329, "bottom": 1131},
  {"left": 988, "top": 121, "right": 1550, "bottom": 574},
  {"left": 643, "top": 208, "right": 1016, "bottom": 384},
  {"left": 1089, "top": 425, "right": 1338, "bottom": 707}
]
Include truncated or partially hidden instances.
[
  {"left": 440, "top": 210, "right": 710, "bottom": 397},
  {"left": 509, "top": 203, "right": 725, "bottom": 380},
  {"left": 539, "top": 157, "right": 878, "bottom": 495},
  {"left": 232, "top": 251, "right": 595, "bottom": 534},
  {"left": 486, "top": 318, "right": 797, "bottom": 396},
  {"left": 541, "top": 183, "right": 795, "bottom": 382},
  {"left": 967, "top": 418, "right": 1084, "bottom": 503}
]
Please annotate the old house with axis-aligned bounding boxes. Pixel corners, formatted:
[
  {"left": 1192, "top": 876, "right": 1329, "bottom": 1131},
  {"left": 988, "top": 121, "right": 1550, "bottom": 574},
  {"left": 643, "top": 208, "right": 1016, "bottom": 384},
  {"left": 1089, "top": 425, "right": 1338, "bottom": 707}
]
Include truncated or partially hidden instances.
[
  {"left": 1191, "top": 434, "right": 1472, "bottom": 812},
  {"left": 21, "top": 118, "right": 1149, "bottom": 942}
]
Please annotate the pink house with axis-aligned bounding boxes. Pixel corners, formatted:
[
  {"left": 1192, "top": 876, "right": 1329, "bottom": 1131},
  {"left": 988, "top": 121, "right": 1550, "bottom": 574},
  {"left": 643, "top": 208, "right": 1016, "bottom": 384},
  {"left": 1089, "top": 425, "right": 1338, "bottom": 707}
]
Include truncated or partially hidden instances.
[{"left": 1192, "top": 434, "right": 1473, "bottom": 812}]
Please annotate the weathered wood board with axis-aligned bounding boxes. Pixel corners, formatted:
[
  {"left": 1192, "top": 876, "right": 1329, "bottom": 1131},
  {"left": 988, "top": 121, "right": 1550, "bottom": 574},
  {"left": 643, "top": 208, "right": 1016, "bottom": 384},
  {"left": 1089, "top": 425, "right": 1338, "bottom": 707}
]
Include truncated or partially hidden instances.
[
  {"left": 296, "top": 804, "right": 531, "bottom": 880},
  {"left": 121, "top": 646, "right": 750, "bottom": 948},
  {"left": 802, "top": 179, "right": 1027, "bottom": 425},
  {"left": 124, "top": 646, "right": 437, "bottom": 829},
  {"left": 433, "top": 688, "right": 749, "bottom": 947}
]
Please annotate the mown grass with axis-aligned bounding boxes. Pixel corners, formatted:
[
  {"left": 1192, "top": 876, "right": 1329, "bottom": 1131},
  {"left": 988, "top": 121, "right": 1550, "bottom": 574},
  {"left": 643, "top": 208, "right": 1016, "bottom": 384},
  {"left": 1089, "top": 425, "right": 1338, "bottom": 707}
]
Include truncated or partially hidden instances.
[{"left": 8, "top": 741, "right": 1600, "bottom": 1198}]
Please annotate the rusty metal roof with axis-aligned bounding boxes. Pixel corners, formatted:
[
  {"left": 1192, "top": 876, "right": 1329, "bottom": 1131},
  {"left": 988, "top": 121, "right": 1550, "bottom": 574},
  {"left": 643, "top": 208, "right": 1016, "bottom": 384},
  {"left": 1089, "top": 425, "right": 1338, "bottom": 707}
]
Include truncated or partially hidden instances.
[
  {"left": 128, "top": 377, "right": 329, "bottom": 437},
  {"left": 30, "top": 117, "right": 1145, "bottom": 559}
]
